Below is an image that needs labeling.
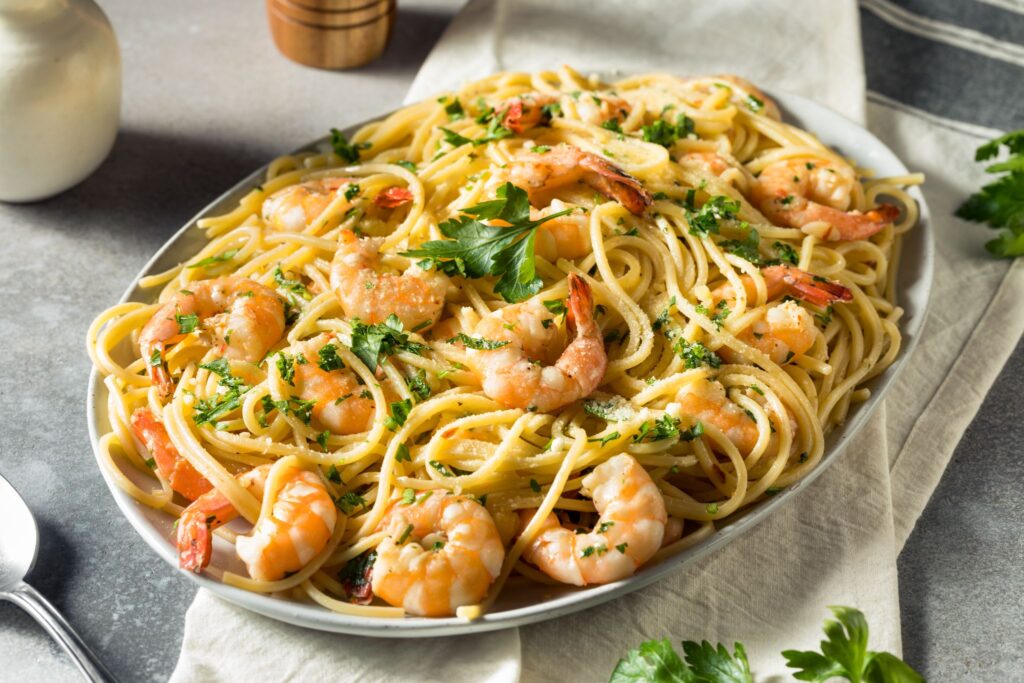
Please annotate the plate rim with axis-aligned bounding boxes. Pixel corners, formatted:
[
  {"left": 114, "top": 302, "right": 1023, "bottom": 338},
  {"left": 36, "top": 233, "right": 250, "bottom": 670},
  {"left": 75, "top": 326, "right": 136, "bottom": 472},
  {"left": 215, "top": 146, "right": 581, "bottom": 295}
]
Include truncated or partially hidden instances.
[{"left": 85, "top": 89, "right": 935, "bottom": 637}]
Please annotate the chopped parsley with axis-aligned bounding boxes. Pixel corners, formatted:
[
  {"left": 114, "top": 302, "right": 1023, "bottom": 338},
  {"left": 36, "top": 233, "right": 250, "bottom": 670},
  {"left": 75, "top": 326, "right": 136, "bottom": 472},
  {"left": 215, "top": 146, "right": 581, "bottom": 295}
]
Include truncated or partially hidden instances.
[
  {"left": 529, "top": 478, "right": 541, "bottom": 493},
  {"left": 401, "top": 487, "right": 416, "bottom": 505},
  {"left": 429, "top": 459, "right": 454, "bottom": 477},
  {"left": 395, "top": 443, "right": 411, "bottom": 462},
  {"left": 444, "top": 98, "right": 465, "bottom": 120},
  {"left": 397, "top": 160, "right": 417, "bottom": 173},
  {"left": 326, "top": 465, "right": 342, "bottom": 483},
  {"left": 334, "top": 491, "right": 367, "bottom": 514},
  {"left": 384, "top": 398, "right": 412, "bottom": 431},
  {"left": 745, "top": 94, "right": 765, "bottom": 113},
  {"left": 329, "top": 128, "right": 371, "bottom": 164},
  {"left": 601, "top": 119, "right": 623, "bottom": 133},
  {"left": 349, "top": 314, "right": 427, "bottom": 371},
  {"left": 406, "top": 368, "right": 431, "bottom": 401},
  {"left": 687, "top": 195, "right": 740, "bottom": 237},
  {"left": 344, "top": 183, "right": 360, "bottom": 201},
  {"left": 274, "top": 352, "right": 296, "bottom": 385},
  {"left": 187, "top": 249, "right": 238, "bottom": 269},
  {"left": 542, "top": 299, "right": 568, "bottom": 317},
  {"left": 673, "top": 339, "right": 722, "bottom": 369},
  {"left": 273, "top": 266, "right": 311, "bottom": 302},
  {"left": 588, "top": 431, "right": 622, "bottom": 446},
  {"left": 447, "top": 333, "right": 511, "bottom": 350},
  {"left": 175, "top": 312, "right": 199, "bottom": 335},
  {"left": 640, "top": 114, "right": 695, "bottom": 148},
  {"left": 317, "top": 343, "right": 345, "bottom": 372}
]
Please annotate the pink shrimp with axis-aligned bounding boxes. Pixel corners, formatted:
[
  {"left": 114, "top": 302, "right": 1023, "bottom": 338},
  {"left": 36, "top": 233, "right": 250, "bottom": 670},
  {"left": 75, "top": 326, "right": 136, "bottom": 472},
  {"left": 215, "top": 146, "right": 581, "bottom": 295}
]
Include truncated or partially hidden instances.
[
  {"left": 138, "top": 277, "right": 285, "bottom": 398},
  {"left": 372, "top": 492, "right": 504, "bottom": 616},
  {"left": 467, "top": 274, "right": 607, "bottom": 413},
  {"left": 330, "top": 230, "right": 449, "bottom": 332},
  {"left": 131, "top": 408, "right": 212, "bottom": 501},
  {"left": 753, "top": 157, "right": 900, "bottom": 240},
  {"left": 521, "top": 454, "right": 667, "bottom": 585},
  {"left": 509, "top": 144, "right": 653, "bottom": 216}
]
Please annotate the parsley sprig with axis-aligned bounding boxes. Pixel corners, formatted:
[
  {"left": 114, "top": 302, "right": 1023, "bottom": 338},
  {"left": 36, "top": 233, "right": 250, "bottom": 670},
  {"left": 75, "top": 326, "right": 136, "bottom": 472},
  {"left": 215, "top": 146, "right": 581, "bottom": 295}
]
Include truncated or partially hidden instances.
[
  {"left": 610, "top": 606, "right": 921, "bottom": 683},
  {"left": 956, "top": 129, "right": 1024, "bottom": 257},
  {"left": 401, "top": 183, "right": 573, "bottom": 302}
]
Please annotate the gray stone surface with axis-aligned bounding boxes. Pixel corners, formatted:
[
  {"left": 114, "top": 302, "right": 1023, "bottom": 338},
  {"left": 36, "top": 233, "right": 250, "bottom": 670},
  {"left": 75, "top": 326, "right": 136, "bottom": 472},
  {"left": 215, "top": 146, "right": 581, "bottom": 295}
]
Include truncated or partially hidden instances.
[{"left": 0, "top": 1, "right": 1020, "bottom": 681}]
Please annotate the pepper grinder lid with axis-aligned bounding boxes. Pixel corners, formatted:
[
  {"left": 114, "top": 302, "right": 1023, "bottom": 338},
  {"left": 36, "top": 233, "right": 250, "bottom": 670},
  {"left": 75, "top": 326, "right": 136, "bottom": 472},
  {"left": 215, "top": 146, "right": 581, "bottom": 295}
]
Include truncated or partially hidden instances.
[{"left": 265, "top": 0, "right": 396, "bottom": 70}]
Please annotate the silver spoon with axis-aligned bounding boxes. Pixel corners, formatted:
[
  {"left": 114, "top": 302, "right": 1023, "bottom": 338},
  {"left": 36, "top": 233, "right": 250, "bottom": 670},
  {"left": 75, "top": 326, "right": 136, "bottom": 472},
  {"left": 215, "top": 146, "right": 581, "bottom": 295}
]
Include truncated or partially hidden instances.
[{"left": 0, "top": 473, "right": 117, "bottom": 682}]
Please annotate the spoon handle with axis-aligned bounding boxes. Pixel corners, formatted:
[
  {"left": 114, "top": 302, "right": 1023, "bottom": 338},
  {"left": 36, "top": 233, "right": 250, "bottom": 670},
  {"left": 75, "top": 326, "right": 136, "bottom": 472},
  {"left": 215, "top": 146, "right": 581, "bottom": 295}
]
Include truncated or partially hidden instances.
[{"left": 2, "top": 582, "right": 118, "bottom": 682}]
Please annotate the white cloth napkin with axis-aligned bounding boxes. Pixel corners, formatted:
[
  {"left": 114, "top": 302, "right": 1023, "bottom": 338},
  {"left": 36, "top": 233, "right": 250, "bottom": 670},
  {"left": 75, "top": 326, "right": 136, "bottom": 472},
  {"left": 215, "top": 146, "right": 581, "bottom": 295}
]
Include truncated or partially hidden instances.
[{"left": 172, "top": 1, "right": 1024, "bottom": 680}]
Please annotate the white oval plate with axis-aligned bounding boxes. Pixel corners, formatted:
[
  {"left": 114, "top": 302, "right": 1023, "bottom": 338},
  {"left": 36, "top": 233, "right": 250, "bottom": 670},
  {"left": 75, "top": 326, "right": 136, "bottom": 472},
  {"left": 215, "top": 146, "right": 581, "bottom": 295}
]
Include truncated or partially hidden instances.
[{"left": 86, "top": 91, "right": 933, "bottom": 637}]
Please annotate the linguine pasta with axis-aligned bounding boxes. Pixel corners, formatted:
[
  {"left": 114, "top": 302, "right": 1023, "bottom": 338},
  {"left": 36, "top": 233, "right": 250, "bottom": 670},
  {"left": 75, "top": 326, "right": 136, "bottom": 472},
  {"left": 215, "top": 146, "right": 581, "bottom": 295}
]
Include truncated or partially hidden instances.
[{"left": 87, "top": 67, "right": 921, "bottom": 619}]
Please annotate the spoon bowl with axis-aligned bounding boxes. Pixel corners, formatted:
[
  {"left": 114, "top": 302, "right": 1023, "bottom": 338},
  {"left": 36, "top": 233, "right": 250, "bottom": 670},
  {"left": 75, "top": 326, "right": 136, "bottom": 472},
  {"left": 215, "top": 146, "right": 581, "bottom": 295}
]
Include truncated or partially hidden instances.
[
  {"left": 0, "top": 473, "right": 117, "bottom": 682},
  {"left": 0, "top": 474, "right": 39, "bottom": 592}
]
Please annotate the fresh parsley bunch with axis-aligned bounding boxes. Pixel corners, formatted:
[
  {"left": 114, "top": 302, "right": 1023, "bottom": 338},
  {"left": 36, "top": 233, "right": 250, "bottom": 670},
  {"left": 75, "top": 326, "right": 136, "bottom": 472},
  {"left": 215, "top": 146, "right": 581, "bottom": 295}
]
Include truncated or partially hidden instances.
[
  {"left": 401, "top": 182, "right": 572, "bottom": 302},
  {"left": 610, "top": 606, "right": 922, "bottom": 683},
  {"left": 956, "top": 129, "right": 1024, "bottom": 257}
]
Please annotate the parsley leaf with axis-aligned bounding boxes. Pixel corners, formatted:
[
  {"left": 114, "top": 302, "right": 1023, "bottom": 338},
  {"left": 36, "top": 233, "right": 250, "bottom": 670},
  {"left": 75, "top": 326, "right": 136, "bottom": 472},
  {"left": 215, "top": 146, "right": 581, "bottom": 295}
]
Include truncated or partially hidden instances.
[
  {"left": 273, "top": 266, "right": 311, "bottom": 302},
  {"left": 187, "top": 249, "right": 238, "bottom": 269},
  {"left": 641, "top": 114, "right": 696, "bottom": 148},
  {"left": 688, "top": 196, "right": 740, "bottom": 237},
  {"left": 406, "top": 368, "right": 431, "bottom": 401},
  {"left": 193, "top": 362, "right": 250, "bottom": 426},
  {"left": 384, "top": 398, "right": 412, "bottom": 431},
  {"left": 444, "top": 98, "right": 465, "bottom": 120},
  {"left": 330, "top": 128, "right": 371, "bottom": 164},
  {"left": 317, "top": 343, "right": 345, "bottom": 372},
  {"left": 175, "top": 312, "right": 199, "bottom": 335},
  {"left": 583, "top": 396, "right": 636, "bottom": 422},
  {"left": 400, "top": 183, "right": 573, "bottom": 302},
  {"left": 681, "top": 641, "right": 753, "bottom": 683},
  {"left": 349, "top": 314, "right": 427, "bottom": 371},
  {"left": 610, "top": 638, "right": 695, "bottom": 683},
  {"left": 448, "top": 333, "right": 510, "bottom": 350},
  {"left": 674, "top": 339, "right": 722, "bottom": 369},
  {"left": 956, "top": 129, "right": 1024, "bottom": 257}
]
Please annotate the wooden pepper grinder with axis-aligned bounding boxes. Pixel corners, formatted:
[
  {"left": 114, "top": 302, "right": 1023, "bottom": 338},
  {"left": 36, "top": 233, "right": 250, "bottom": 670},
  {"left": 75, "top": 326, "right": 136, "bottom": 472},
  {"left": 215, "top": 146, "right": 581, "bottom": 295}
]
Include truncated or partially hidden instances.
[{"left": 266, "top": 0, "right": 396, "bottom": 70}]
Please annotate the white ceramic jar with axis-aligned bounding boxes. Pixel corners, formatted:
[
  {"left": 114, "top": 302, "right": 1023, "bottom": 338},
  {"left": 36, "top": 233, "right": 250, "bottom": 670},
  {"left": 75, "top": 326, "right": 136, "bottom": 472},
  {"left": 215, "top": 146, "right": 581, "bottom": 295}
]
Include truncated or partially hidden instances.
[{"left": 0, "top": 0, "right": 120, "bottom": 202}]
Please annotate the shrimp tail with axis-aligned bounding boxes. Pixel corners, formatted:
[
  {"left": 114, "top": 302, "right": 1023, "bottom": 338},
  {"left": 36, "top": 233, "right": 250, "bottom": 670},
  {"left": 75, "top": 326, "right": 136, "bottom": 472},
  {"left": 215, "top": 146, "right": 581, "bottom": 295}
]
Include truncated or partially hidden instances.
[
  {"left": 866, "top": 203, "right": 901, "bottom": 226},
  {"left": 565, "top": 273, "right": 594, "bottom": 336},
  {"left": 578, "top": 155, "right": 653, "bottom": 215},
  {"left": 374, "top": 186, "right": 414, "bottom": 209},
  {"left": 131, "top": 407, "right": 212, "bottom": 501},
  {"left": 769, "top": 265, "right": 853, "bottom": 307},
  {"left": 177, "top": 512, "right": 213, "bottom": 573},
  {"left": 147, "top": 348, "right": 175, "bottom": 398}
]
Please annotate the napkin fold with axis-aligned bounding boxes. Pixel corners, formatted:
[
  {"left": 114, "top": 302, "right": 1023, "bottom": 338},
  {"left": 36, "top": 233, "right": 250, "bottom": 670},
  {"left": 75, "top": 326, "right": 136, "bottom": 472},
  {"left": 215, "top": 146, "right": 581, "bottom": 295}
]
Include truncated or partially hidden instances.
[{"left": 173, "top": 1, "right": 1024, "bottom": 680}]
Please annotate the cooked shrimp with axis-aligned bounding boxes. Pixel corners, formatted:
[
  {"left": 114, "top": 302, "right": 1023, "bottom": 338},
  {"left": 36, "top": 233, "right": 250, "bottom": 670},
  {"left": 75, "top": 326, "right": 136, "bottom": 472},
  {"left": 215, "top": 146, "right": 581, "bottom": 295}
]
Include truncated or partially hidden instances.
[
  {"left": 177, "top": 464, "right": 270, "bottom": 573},
  {"left": 130, "top": 407, "right": 212, "bottom": 500},
  {"left": 575, "top": 93, "right": 632, "bottom": 127},
  {"left": 712, "top": 264, "right": 853, "bottom": 309},
  {"left": 521, "top": 454, "right": 666, "bottom": 585},
  {"left": 262, "top": 177, "right": 355, "bottom": 232},
  {"left": 330, "top": 230, "right": 448, "bottom": 331},
  {"left": 675, "top": 379, "right": 758, "bottom": 454},
  {"left": 752, "top": 157, "right": 900, "bottom": 240},
  {"left": 509, "top": 144, "right": 653, "bottom": 216},
  {"left": 712, "top": 265, "right": 851, "bottom": 364},
  {"left": 531, "top": 199, "right": 590, "bottom": 260},
  {"left": 263, "top": 178, "right": 413, "bottom": 232},
  {"left": 235, "top": 461, "right": 337, "bottom": 581},
  {"left": 679, "top": 151, "right": 734, "bottom": 177},
  {"left": 732, "top": 301, "right": 818, "bottom": 364},
  {"left": 371, "top": 492, "right": 504, "bottom": 616},
  {"left": 468, "top": 274, "right": 607, "bottom": 412},
  {"left": 500, "top": 93, "right": 558, "bottom": 133},
  {"left": 139, "top": 277, "right": 285, "bottom": 398},
  {"left": 291, "top": 334, "right": 374, "bottom": 435}
]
